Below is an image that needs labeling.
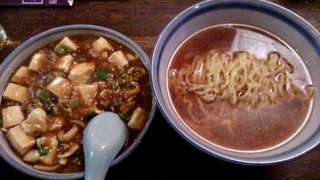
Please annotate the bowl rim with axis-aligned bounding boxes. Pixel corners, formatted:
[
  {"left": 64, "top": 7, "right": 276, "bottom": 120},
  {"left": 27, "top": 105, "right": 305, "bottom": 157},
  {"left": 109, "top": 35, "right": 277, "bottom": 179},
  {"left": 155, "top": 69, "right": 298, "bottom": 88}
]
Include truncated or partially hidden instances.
[
  {"left": 0, "top": 24, "right": 157, "bottom": 179},
  {"left": 151, "top": 0, "right": 320, "bottom": 165}
]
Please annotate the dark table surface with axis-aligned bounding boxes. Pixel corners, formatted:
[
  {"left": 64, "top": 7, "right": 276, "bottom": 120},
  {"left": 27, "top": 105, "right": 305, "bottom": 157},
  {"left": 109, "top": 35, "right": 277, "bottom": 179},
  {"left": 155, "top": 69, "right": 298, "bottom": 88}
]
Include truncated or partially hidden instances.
[{"left": 0, "top": 0, "right": 320, "bottom": 179}]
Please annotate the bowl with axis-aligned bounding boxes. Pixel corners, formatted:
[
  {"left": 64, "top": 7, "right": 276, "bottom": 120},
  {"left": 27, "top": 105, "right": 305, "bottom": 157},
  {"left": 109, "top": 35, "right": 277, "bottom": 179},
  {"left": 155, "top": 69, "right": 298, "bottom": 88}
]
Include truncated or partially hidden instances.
[
  {"left": 151, "top": 0, "right": 320, "bottom": 165},
  {"left": 0, "top": 24, "right": 156, "bottom": 179}
]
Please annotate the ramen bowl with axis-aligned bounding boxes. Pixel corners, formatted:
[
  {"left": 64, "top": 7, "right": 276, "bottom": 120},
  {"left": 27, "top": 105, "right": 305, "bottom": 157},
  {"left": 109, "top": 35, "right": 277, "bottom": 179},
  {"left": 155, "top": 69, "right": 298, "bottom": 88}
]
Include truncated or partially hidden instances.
[
  {"left": 0, "top": 24, "right": 156, "bottom": 179},
  {"left": 151, "top": 0, "right": 320, "bottom": 165}
]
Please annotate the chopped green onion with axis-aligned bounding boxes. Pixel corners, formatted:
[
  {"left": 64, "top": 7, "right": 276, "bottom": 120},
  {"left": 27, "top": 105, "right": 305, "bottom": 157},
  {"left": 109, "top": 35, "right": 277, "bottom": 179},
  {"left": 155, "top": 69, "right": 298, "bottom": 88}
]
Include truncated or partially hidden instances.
[
  {"left": 94, "top": 68, "right": 109, "bottom": 79},
  {"left": 46, "top": 71, "right": 64, "bottom": 81},
  {"left": 56, "top": 45, "right": 74, "bottom": 54},
  {"left": 85, "top": 110, "right": 96, "bottom": 120},
  {"left": 99, "top": 89, "right": 107, "bottom": 98},
  {"left": 52, "top": 71, "right": 64, "bottom": 77},
  {"left": 118, "top": 112, "right": 127, "bottom": 121},
  {"left": 86, "top": 77, "right": 93, "bottom": 84},
  {"left": 72, "top": 157, "right": 80, "bottom": 165},
  {"left": 121, "top": 83, "right": 130, "bottom": 89},
  {"left": 45, "top": 73, "right": 54, "bottom": 81},
  {"left": 32, "top": 99, "right": 43, "bottom": 108},
  {"left": 38, "top": 145, "right": 49, "bottom": 156},
  {"left": 68, "top": 97, "right": 79, "bottom": 108},
  {"left": 114, "top": 100, "right": 122, "bottom": 106},
  {"left": 107, "top": 80, "right": 118, "bottom": 85},
  {"left": 37, "top": 89, "right": 52, "bottom": 104},
  {"left": 121, "top": 73, "right": 130, "bottom": 81}
]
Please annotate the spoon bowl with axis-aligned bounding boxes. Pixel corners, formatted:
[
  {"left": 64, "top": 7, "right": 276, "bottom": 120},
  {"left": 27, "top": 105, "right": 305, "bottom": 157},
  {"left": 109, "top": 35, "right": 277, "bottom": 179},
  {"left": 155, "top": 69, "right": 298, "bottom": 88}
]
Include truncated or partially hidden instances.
[{"left": 83, "top": 112, "right": 127, "bottom": 180}]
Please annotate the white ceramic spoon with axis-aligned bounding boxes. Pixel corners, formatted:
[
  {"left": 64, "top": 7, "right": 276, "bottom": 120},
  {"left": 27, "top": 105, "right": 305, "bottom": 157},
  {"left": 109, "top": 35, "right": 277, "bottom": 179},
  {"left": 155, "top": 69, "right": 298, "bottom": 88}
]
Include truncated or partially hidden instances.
[{"left": 83, "top": 111, "right": 127, "bottom": 180}]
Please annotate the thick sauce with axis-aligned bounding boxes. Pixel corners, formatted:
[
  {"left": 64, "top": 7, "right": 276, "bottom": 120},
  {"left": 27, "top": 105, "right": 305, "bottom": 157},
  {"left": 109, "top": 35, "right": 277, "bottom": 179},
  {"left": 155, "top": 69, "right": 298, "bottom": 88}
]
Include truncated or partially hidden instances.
[{"left": 1, "top": 35, "right": 152, "bottom": 172}]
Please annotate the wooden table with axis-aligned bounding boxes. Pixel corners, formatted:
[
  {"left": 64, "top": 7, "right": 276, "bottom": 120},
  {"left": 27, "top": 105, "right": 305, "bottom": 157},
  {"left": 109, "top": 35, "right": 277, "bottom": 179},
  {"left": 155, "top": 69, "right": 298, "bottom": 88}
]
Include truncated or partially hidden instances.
[{"left": 0, "top": 0, "right": 319, "bottom": 179}]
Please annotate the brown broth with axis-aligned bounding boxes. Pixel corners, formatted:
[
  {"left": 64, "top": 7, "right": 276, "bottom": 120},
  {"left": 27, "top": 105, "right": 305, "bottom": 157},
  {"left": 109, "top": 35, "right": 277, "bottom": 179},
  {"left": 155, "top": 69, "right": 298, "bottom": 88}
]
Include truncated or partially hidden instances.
[{"left": 168, "top": 24, "right": 312, "bottom": 151}]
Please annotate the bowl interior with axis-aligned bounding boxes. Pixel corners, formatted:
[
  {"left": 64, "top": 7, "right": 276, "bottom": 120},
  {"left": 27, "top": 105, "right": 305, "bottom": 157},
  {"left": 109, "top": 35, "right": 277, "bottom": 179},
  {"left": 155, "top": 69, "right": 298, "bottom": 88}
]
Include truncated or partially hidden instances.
[
  {"left": 0, "top": 25, "right": 156, "bottom": 179},
  {"left": 152, "top": 0, "right": 320, "bottom": 165}
]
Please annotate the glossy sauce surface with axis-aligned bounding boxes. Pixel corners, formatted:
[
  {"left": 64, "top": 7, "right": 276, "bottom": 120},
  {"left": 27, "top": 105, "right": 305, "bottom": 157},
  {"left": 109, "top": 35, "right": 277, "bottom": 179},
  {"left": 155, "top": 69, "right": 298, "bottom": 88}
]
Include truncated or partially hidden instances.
[{"left": 0, "top": 35, "right": 152, "bottom": 172}]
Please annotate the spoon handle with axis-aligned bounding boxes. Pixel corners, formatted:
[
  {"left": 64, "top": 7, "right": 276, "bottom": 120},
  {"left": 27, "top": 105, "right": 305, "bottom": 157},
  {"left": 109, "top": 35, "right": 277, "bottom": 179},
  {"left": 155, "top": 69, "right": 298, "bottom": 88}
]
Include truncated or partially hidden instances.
[{"left": 84, "top": 112, "right": 127, "bottom": 180}]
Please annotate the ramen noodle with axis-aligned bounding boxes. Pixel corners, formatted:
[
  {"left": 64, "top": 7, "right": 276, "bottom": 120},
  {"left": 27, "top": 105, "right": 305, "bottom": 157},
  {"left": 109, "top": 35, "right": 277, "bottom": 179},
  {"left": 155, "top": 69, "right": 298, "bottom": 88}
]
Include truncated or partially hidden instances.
[{"left": 168, "top": 25, "right": 315, "bottom": 151}]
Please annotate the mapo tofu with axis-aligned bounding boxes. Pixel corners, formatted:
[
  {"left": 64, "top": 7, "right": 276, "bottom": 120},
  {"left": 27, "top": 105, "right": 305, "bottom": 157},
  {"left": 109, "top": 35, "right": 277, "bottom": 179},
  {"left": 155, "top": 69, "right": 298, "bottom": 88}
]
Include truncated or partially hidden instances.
[{"left": 0, "top": 35, "right": 153, "bottom": 173}]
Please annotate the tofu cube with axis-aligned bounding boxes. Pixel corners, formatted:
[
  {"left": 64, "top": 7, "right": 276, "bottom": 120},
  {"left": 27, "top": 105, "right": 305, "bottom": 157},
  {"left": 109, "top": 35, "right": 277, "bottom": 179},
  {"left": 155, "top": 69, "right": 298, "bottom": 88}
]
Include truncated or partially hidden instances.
[
  {"left": 2, "top": 106, "right": 25, "bottom": 129},
  {"left": 53, "top": 54, "right": 74, "bottom": 72},
  {"left": 28, "top": 52, "right": 48, "bottom": 73},
  {"left": 23, "top": 149, "right": 40, "bottom": 163},
  {"left": 76, "top": 84, "right": 98, "bottom": 107},
  {"left": 68, "top": 62, "right": 95, "bottom": 85},
  {"left": 92, "top": 37, "right": 113, "bottom": 52},
  {"left": 3, "top": 83, "right": 28, "bottom": 103},
  {"left": 11, "top": 66, "right": 32, "bottom": 85},
  {"left": 21, "top": 108, "right": 47, "bottom": 135},
  {"left": 6, "top": 125, "right": 36, "bottom": 156},
  {"left": 47, "top": 117, "right": 64, "bottom": 132},
  {"left": 108, "top": 50, "right": 128, "bottom": 68},
  {"left": 36, "top": 134, "right": 58, "bottom": 149},
  {"left": 127, "top": 107, "right": 147, "bottom": 130},
  {"left": 39, "top": 147, "right": 57, "bottom": 166},
  {"left": 47, "top": 77, "right": 73, "bottom": 99},
  {"left": 55, "top": 36, "right": 77, "bottom": 52}
]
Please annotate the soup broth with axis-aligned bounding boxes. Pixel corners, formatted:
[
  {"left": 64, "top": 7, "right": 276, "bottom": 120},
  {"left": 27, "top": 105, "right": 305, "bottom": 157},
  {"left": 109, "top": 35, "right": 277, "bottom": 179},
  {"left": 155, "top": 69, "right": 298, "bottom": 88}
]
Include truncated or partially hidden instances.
[{"left": 168, "top": 24, "right": 314, "bottom": 151}]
